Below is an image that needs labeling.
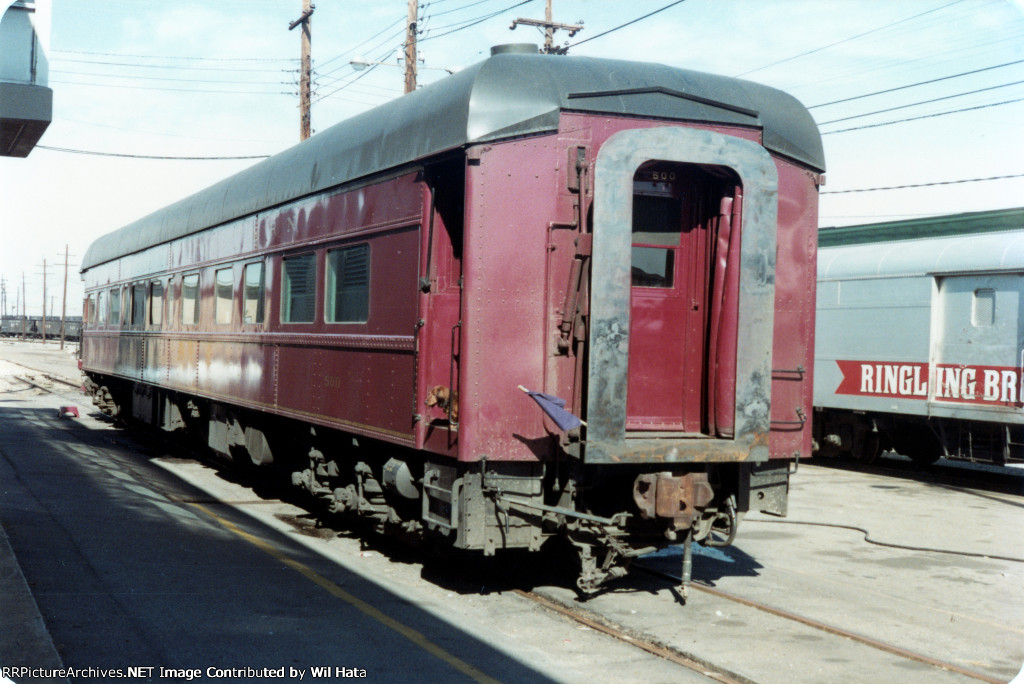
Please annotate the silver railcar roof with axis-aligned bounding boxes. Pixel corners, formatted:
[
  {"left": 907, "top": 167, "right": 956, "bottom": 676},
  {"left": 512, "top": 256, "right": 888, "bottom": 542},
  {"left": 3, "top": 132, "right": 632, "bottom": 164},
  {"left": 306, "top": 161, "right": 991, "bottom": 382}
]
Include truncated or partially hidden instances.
[
  {"left": 819, "top": 228, "right": 1024, "bottom": 280},
  {"left": 83, "top": 51, "right": 824, "bottom": 271}
]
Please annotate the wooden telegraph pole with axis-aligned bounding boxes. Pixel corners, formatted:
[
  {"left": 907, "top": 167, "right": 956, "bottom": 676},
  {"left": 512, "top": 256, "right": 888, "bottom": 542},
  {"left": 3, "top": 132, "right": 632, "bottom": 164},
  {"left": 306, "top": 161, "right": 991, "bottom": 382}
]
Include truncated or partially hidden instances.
[
  {"left": 57, "top": 244, "right": 74, "bottom": 350},
  {"left": 289, "top": 1, "right": 315, "bottom": 141},
  {"left": 510, "top": 0, "right": 583, "bottom": 54},
  {"left": 404, "top": 0, "right": 417, "bottom": 94},
  {"left": 40, "top": 258, "right": 47, "bottom": 343}
]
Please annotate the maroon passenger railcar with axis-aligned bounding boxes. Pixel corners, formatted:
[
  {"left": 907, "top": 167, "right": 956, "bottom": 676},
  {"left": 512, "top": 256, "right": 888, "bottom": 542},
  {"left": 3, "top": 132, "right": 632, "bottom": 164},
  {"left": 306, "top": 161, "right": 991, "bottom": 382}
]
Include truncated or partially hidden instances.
[{"left": 80, "top": 45, "right": 824, "bottom": 592}]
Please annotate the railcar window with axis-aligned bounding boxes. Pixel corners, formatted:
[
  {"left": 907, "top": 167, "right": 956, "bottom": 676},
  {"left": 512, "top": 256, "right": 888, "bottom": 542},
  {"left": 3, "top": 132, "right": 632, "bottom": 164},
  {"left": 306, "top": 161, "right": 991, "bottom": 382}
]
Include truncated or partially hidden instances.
[
  {"left": 86, "top": 295, "right": 95, "bottom": 325},
  {"left": 215, "top": 268, "right": 234, "bottom": 325},
  {"left": 282, "top": 254, "right": 316, "bottom": 323},
  {"left": 98, "top": 291, "right": 107, "bottom": 325},
  {"left": 167, "top": 276, "right": 176, "bottom": 323},
  {"left": 973, "top": 288, "right": 995, "bottom": 327},
  {"left": 243, "top": 262, "right": 265, "bottom": 324},
  {"left": 150, "top": 281, "right": 163, "bottom": 326},
  {"left": 181, "top": 274, "right": 200, "bottom": 325},
  {"left": 109, "top": 288, "right": 121, "bottom": 325},
  {"left": 631, "top": 195, "right": 681, "bottom": 288},
  {"left": 327, "top": 244, "right": 370, "bottom": 323},
  {"left": 131, "top": 284, "right": 146, "bottom": 327}
]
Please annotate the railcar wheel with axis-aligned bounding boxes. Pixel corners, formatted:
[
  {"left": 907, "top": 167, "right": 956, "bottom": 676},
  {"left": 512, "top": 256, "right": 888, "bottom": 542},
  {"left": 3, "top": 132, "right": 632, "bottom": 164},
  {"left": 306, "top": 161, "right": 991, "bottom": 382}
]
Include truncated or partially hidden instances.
[{"left": 852, "top": 431, "right": 882, "bottom": 465}]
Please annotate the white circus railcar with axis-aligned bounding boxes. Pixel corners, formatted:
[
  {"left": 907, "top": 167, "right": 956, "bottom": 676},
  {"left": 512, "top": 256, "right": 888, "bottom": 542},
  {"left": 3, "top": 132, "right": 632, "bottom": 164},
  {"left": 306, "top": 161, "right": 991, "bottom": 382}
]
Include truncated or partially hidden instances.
[{"left": 814, "top": 207, "right": 1024, "bottom": 466}]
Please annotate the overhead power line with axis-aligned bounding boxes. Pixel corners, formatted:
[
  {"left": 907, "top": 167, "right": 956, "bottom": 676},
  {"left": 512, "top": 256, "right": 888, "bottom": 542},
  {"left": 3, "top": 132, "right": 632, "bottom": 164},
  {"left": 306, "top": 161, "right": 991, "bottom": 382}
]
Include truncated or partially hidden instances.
[
  {"left": 821, "top": 173, "right": 1024, "bottom": 195},
  {"left": 52, "top": 49, "right": 295, "bottom": 62},
  {"left": 430, "top": 0, "right": 503, "bottom": 19},
  {"left": 51, "top": 57, "right": 294, "bottom": 73},
  {"left": 419, "top": 0, "right": 536, "bottom": 44},
  {"left": 562, "top": 0, "right": 687, "bottom": 51},
  {"left": 36, "top": 145, "right": 271, "bottom": 160},
  {"left": 821, "top": 97, "right": 1024, "bottom": 134},
  {"left": 51, "top": 69, "right": 291, "bottom": 86},
  {"left": 49, "top": 78, "right": 291, "bottom": 96},
  {"left": 315, "top": 17, "right": 405, "bottom": 72},
  {"left": 309, "top": 54, "right": 394, "bottom": 107},
  {"left": 809, "top": 58, "right": 1024, "bottom": 109},
  {"left": 817, "top": 79, "right": 1024, "bottom": 125},
  {"left": 735, "top": 0, "right": 968, "bottom": 77}
]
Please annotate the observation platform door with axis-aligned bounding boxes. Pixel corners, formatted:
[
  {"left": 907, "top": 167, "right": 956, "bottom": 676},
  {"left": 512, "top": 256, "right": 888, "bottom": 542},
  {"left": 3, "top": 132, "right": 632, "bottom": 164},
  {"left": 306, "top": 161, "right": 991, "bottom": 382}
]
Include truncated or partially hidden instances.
[{"left": 626, "top": 168, "right": 708, "bottom": 432}]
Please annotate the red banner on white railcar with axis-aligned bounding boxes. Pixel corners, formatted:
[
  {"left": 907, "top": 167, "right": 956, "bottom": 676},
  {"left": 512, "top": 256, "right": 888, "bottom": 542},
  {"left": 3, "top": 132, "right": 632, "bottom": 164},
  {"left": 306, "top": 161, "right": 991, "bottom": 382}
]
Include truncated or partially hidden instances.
[{"left": 835, "top": 360, "right": 1023, "bottom": 407}]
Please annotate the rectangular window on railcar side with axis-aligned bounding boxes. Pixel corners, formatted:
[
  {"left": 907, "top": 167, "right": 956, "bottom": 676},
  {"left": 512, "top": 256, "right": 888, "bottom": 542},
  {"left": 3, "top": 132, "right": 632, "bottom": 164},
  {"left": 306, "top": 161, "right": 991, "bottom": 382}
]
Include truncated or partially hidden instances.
[
  {"left": 282, "top": 254, "right": 316, "bottom": 323},
  {"left": 972, "top": 288, "right": 995, "bottom": 327},
  {"left": 150, "top": 281, "right": 163, "bottom": 326},
  {"left": 181, "top": 274, "right": 200, "bottom": 325},
  {"left": 243, "top": 262, "right": 265, "bottom": 324},
  {"left": 97, "top": 291, "right": 107, "bottom": 325},
  {"left": 327, "top": 244, "right": 370, "bottom": 324},
  {"left": 131, "top": 284, "right": 146, "bottom": 327},
  {"left": 215, "top": 268, "right": 234, "bottom": 325},
  {"left": 109, "top": 288, "right": 121, "bottom": 325},
  {"left": 166, "top": 276, "right": 176, "bottom": 325}
]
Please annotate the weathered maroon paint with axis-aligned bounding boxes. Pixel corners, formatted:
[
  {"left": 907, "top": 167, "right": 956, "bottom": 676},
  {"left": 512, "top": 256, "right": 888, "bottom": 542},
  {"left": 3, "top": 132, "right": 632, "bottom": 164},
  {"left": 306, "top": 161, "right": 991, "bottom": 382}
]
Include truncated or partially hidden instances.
[
  {"left": 82, "top": 111, "right": 817, "bottom": 466},
  {"left": 768, "top": 159, "right": 820, "bottom": 459}
]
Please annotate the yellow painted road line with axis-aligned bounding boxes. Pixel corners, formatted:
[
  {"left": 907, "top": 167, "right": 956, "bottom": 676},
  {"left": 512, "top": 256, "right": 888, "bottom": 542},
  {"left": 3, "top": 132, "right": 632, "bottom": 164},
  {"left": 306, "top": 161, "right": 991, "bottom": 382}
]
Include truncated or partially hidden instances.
[{"left": 189, "top": 503, "right": 503, "bottom": 684}]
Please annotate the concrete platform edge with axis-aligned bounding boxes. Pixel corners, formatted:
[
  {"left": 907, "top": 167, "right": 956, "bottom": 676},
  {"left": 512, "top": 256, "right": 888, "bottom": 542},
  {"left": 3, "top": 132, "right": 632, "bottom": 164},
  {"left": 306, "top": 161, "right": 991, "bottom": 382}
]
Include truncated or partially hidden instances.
[{"left": 0, "top": 518, "right": 67, "bottom": 680}]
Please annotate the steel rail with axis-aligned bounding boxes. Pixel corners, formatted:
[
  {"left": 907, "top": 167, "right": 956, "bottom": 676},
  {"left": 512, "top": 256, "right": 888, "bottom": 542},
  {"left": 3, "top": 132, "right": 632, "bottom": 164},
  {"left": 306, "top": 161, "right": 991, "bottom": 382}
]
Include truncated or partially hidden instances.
[
  {"left": 635, "top": 564, "right": 1007, "bottom": 684},
  {"left": 513, "top": 589, "right": 751, "bottom": 684}
]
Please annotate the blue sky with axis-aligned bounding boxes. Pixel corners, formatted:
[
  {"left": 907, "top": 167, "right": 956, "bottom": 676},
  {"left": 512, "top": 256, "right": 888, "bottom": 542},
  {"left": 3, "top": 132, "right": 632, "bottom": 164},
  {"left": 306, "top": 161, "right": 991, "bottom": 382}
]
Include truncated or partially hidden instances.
[{"left": 2, "top": 0, "right": 1023, "bottom": 316}]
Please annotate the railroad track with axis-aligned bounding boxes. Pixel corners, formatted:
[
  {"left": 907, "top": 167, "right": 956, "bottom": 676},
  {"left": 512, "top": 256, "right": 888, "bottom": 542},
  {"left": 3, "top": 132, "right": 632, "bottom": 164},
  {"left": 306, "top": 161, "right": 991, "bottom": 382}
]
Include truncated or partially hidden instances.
[
  {"left": 629, "top": 564, "right": 1008, "bottom": 684},
  {"left": 513, "top": 587, "right": 751, "bottom": 684},
  {"left": 12, "top": 372, "right": 84, "bottom": 402}
]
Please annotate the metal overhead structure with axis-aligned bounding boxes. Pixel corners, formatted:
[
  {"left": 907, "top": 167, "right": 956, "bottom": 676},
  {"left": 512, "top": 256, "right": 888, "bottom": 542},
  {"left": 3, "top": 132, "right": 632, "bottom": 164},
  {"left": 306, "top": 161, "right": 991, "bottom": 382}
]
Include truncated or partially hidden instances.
[{"left": 0, "top": 0, "right": 52, "bottom": 157}]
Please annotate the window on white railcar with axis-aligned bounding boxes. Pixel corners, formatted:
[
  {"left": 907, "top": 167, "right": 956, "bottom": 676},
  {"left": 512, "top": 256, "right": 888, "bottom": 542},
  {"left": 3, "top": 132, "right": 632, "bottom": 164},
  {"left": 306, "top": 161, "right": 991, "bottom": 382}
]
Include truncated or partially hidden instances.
[
  {"left": 243, "top": 262, "right": 265, "bottom": 324},
  {"left": 282, "top": 254, "right": 316, "bottom": 323},
  {"left": 327, "top": 244, "right": 369, "bottom": 324},
  {"left": 182, "top": 274, "right": 200, "bottom": 325},
  {"left": 86, "top": 295, "right": 95, "bottom": 326},
  {"left": 215, "top": 268, "right": 234, "bottom": 325},
  {"left": 972, "top": 288, "right": 995, "bottom": 327},
  {"left": 109, "top": 288, "right": 121, "bottom": 326},
  {"left": 150, "top": 281, "right": 163, "bottom": 326}
]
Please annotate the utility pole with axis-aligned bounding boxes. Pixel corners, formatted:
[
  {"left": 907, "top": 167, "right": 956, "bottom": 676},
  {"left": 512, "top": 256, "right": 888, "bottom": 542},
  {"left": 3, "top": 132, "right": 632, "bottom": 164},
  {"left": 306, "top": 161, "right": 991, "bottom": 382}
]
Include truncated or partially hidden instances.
[
  {"left": 21, "top": 273, "right": 26, "bottom": 340},
  {"left": 57, "top": 245, "right": 75, "bottom": 350},
  {"left": 288, "top": 1, "right": 315, "bottom": 141},
  {"left": 40, "top": 258, "right": 47, "bottom": 344},
  {"left": 510, "top": 0, "right": 583, "bottom": 54},
  {"left": 404, "top": 0, "right": 418, "bottom": 94}
]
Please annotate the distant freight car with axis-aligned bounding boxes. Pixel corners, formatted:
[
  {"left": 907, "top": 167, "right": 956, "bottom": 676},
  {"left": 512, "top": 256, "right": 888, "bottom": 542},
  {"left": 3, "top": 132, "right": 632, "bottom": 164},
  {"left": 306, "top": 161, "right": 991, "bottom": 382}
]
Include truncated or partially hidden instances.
[
  {"left": 80, "top": 45, "right": 824, "bottom": 592},
  {"left": 814, "top": 207, "right": 1024, "bottom": 466},
  {"left": 0, "top": 315, "right": 81, "bottom": 341}
]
